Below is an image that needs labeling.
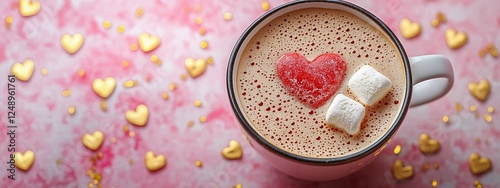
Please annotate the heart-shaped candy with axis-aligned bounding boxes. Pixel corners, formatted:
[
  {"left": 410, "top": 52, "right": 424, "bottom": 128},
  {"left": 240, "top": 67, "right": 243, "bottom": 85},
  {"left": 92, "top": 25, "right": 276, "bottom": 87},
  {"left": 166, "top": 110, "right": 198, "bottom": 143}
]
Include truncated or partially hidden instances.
[
  {"left": 469, "top": 153, "right": 492, "bottom": 175},
  {"left": 13, "top": 150, "right": 35, "bottom": 171},
  {"left": 392, "top": 159, "right": 414, "bottom": 180},
  {"left": 418, "top": 133, "right": 440, "bottom": 154},
  {"left": 144, "top": 151, "right": 166, "bottom": 171},
  {"left": 221, "top": 140, "right": 242, "bottom": 160},
  {"left": 19, "top": 0, "right": 40, "bottom": 17},
  {"left": 82, "top": 131, "right": 104, "bottom": 151},
  {"left": 138, "top": 33, "right": 161, "bottom": 52},
  {"left": 92, "top": 77, "right": 116, "bottom": 98},
  {"left": 61, "top": 33, "right": 84, "bottom": 54},
  {"left": 185, "top": 58, "right": 207, "bottom": 78},
  {"left": 11, "top": 59, "right": 34, "bottom": 81},
  {"left": 445, "top": 28, "right": 468, "bottom": 49},
  {"left": 399, "top": 18, "right": 421, "bottom": 39},
  {"left": 126, "top": 104, "right": 149, "bottom": 126},
  {"left": 468, "top": 80, "right": 490, "bottom": 101},
  {"left": 276, "top": 52, "right": 346, "bottom": 108}
]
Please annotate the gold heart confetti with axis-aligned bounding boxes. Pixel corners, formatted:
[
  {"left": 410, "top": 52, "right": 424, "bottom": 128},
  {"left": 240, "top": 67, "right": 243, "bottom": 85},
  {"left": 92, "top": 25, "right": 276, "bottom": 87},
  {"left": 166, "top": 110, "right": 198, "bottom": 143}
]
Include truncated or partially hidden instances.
[
  {"left": 392, "top": 159, "right": 414, "bottom": 180},
  {"left": 19, "top": 0, "right": 41, "bottom": 17},
  {"left": 138, "top": 33, "right": 161, "bottom": 52},
  {"left": 82, "top": 131, "right": 104, "bottom": 151},
  {"left": 144, "top": 151, "right": 166, "bottom": 171},
  {"left": 61, "top": 33, "right": 84, "bottom": 54},
  {"left": 418, "top": 133, "right": 440, "bottom": 154},
  {"left": 126, "top": 104, "right": 149, "bottom": 126},
  {"left": 92, "top": 77, "right": 116, "bottom": 98},
  {"left": 445, "top": 28, "right": 468, "bottom": 49},
  {"left": 399, "top": 18, "right": 421, "bottom": 39},
  {"left": 468, "top": 79, "right": 490, "bottom": 101},
  {"left": 469, "top": 153, "right": 492, "bottom": 175},
  {"left": 185, "top": 58, "right": 207, "bottom": 78},
  {"left": 13, "top": 150, "right": 35, "bottom": 171},
  {"left": 11, "top": 59, "right": 34, "bottom": 81},
  {"left": 221, "top": 140, "right": 242, "bottom": 160}
]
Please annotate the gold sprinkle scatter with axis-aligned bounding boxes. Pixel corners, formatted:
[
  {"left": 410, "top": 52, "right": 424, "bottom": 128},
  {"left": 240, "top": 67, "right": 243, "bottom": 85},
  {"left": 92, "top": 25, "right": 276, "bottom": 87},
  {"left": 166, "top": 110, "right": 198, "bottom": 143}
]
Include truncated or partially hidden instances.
[
  {"left": 56, "top": 159, "right": 63, "bottom": 165},
  {"left": 161, "top": 92, "right": 169, "bottom": 100},
  {"left": 437, "top": 12, "right": 446, "bottom": 22},
  {"left": 393, "top": 145, "right": 401, "bottom": 155},
  {"left": 129, "top": 159, "right": 134, "bottom": 165},
  {"left": 455, "top": 103, "right": 463, "bottom": 112},
  {"left": 187, "top": 120, "right": 195, "bottom": 128},
  {"left": 492, "top": 48, "right": 499, "bottom": 57},
  {"left": 200, "top": 116, "right": 207, "bottom": 123},
  {"left": 194, "top": 100, "right": 202, "bottom": 107},
  {"left": 123, "top": 125, "right": 129, "bottom": 132},
  {"left": 422, "top": 163, "right": 430, "bottom": 172},
  {"left": 223, "top": 11, "right": 233, "bottom": 20},
  {"left": 180, "top": 74, "right": 188, "bottom": 80},
  {"left": 474, "top": 180, "right": 481, "bottom": 186},
  {"left": 129, "top": 131, "right": 135, "bottom": 137},
  {"left": 488, "top": 106, "right": 494, "bottom": 113},
  {"left": 88, "top": 182, "right": 93, "bottom": 188},
  {"left": 235, "top": 183, "right": 243, "bottom": 188},
  {"left": 97, "top": 152, "right": 103, "bottom": 159},
  {"left": 103, "top": 20, "right": 111, "bottom": 29},
  {"left": 469, "top": 105, "right": 477, "bottom": 112},
  {"left": 93, "top": 180, "right": 98, "bottom": 184},
  {"left": 62, "top": 89, "right": 72, "bottom": 97},
  {"left": 110, "top": 137, "right": 116, "bottom": 143},
  {"left": 136, "top": 7, "right": 144, "bottom": 18},
  {"left": 41, "top": 68, "right": 48, "bottom": 75},
  {"left": 68, "top": 106, "right": 76, "bottom": 115},
  {"left": 261, "top": 1, "right": 270, "bottom": 11},
  {"left": 431, "top": 19, "right": 439, "bottom": 27},
  {"left": 433, "top": 162, "right": 439, "bottom": 169},
  {"left": 130, "top": 44, "right": 138, "bottom": 51},
  {"left": 150, "top": 55, "right": 159, "bottom": 62},
  {"left": 484, "top": 114, "right": 492, "bottom": 122},
  {"left": 195, "top": 160, "right": 203, "bottom": 167},
  {"left": 117, "top": 25, "right": 125, "bottom": 33},
  {"left": 169, "top": 83, "right": 177, "bottom": 91},
  {"left": 100, "top": 100, "right": 107, "bottom": 111},
  {"left": 207, "top": 56, "right": 214, "bottom": 64},
  {"left": 200, "top": 40, "right": 209, "bottom": 49},
  {"left": 123, "top": 80, "right": 135, "bottom": 88},
  {"left": 442, "top": 115, "right": 449, "bottom": 123},
  {"left": 432, "top": 179, "right": 438, "bottom": 187},
  {"left": 198, "top": 27, "right": 206, "bottom": 35},
  {"left": 5, "top": 16, "right": 13, "bottom": 28},
  {"left": 78, "top": 69, "right": 86, "bottom": 77},
  {"left": 195, "top": 16, "right": 203, "bottom": 25},
  {"left": 122, "top": 60, "right": 129, "bottom": 67}
]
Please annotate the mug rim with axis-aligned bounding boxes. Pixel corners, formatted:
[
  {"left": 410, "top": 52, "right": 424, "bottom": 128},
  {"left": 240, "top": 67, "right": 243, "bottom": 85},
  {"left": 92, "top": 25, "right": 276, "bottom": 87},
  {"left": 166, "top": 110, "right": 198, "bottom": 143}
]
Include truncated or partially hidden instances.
[{"left": 226, "top": 0, "right": 412, "bottom": 165}]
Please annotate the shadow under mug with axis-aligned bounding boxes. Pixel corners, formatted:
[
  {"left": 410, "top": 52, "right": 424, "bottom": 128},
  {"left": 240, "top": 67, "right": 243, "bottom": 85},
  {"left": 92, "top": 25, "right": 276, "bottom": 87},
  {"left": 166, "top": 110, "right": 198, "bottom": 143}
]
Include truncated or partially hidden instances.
[{"left": 226, "top": 0, "right": 454, "bottom": 181}]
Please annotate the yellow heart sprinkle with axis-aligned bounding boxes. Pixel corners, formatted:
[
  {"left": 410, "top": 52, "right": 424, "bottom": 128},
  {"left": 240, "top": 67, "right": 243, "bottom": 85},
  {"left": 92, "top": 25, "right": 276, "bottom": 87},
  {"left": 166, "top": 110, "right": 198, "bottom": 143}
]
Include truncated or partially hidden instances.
[
  {"left": 392, "top": 159, "right": 414, "bottom": 180},
  {"left": 468, "top": 79, "right": 490, "bottom": 101},
  {"left": 469, "top": 153, "right": 492, "bottom": 175},
  {"left": 445, "top": 28, "right": 468, "bottom": 49},
  {"left": 221, "top": 140, "right": 242, "bottom": 160},
  {"left": 92, "top": 77, "right": 116, "bottom": 98},
  {"left": 19, "top": 0, "right": 40, "bottom": 17},
  {"left": 185, "top": 58, "right": 207, "bottom": 78},
  {"left": 82, "top": 131, "right": 104, "bottom": 151},
  {"left": 399, "top": 18, "right": 421, "bottom": 39},
  {"left": 138, "top": 33, "right": 161, "bottom": 52},
  {"left": 61, "top": 33, "right": 84, "bottom": 54},
  {"left": 13, "top": 150, "right": 35, "bottom": 171},
  {"left": 144, "top": 151, "right": 166, "bottom": 171},
  {"left": 126, "top": 104, "right": 149, "bottom": 126},
  {"left": 418, "top": 133, "right": 440, "bottom": 154},
  {"left": 11, "top": 59, "right": 34, "bottom": 81}
]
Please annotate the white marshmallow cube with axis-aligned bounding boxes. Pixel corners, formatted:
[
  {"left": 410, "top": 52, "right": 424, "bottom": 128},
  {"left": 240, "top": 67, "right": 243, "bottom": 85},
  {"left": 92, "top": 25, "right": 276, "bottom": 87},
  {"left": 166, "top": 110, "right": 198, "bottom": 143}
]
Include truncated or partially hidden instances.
[
  {"left": 325, "top": 94, "right": 366, "bottom": 135},
  {"left": 348, "top": 65, "right": 392, "bottom": 106}
]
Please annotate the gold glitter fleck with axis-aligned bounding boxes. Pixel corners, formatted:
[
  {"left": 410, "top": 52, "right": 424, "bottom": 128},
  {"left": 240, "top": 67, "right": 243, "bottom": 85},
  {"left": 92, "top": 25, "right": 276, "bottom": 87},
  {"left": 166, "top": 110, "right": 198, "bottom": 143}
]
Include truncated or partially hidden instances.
[
  {"left": 124, "top": 80, "right": 135, "bottom": 88},
  {"left": 199, "top": 27, "right": 206, "bottom": 35},
  {"left": 432, "top": 179, "right": 438, "bottom": 187},
  {"left": 100, "top": 100, "right": 107, "bottom": 111},
  {"left": 123, "top": 125, "right": 129, "bottom": 132},
  {"left": 88, "top": 182, "right": 93, "bottom": 188},
  {"left": 200, "top": 116, "right": 207, "bottom": 123},
  {"left": 235, "top": 183, "right": 243, "bottom": 188},
  {"left": 56, "top": 159, "right": 63, "bottom": 165},
  {"left": 169, "top": 83, "right": 177, "bottom": 91},
  {"left": 68, "top": 106, "right": 76, "bottom": 115},
  {"left": 5, "top": 16, "right": 13, "bottom": 27},
  {"left": 422, "top": 163, "right": 430, "bottom": 172},
  {"left": 469, "top": 105, "right": 477, "bottom": 112},
  {"left": 93, "top": 180, "right": 98, "bottom": 184},
  {"left": 433, "top": 162, "right": 439, "bottom": 169},
  {"left": 491, "top": 48, "right": 499, "bottom": 57},
  {"left": 455, "top": 103, "right": 463, "bottom": 112},
  {"left": 129, "top": 159, "right": 134, "bottom": 165},
  {"left": 136, "top": 7, "right": 144, "bottom": 18},
  {"left": 110, "top": 137, "right": 116, "bottom": 143},
  {"left": 442, "top": 115, "right": 449, "bottom": 123},
  {"left": 103, "top": 20, "right": 111, "bottom": 29},
  {"left": 130, "top": 44, "right": 138, "bottom": 51},
  {"left": 129, "top": 131, "right": 135, "bottom": 137},
  {"left": 480, "top": 49, "right": 488, "bottom": 57},
  {"left": 223, "top": 12, "right": 232, "bottom": 20},
  {"left": 393, "top": 145, "right": 401, "bottom": 155},
  {"left": 195, "top": 16, "right": 203, "bottom": 25},
  {"left": 437, "top": 12, "right": 446, "bottom": 22},
  {"left": 161, "top": 92, "right": 169, "bottom": 100},
  {"left": 97, "top": 152, "right": 103, "bottom": 159},
  {"left": 474, "top": 180, "right": 481, "bottom": 186},
  {"left": 261, "top": 1, "right": 270, "bottom": 11},
  {"left": 78, "top": 69, "right": 86, "bottom": 77},
  {"left": 117, "top": 25, "right": 125, "bottom": 33},
  {"left": 207, "top": 56, "right": 214, "bottom": 64},
  {"left": 488, "top": 106, "right": 494, "bottom": 113},
  {"left": 194, "top": 100, "right": 202, "bottom": 107},
  {"left": 187, "top": 120, "right": 195, "bottom": 128},
  {"left": 180, "top": 74, "right": 188, "bottom": 80},
  {"left": 62, "top": 89, "right": 72, "bottom": 97},
  {"left": 122, "top": 60, "right": 129, "bottom": 68},
  {"left": 200, "top": 40, "right": 209, "bottom": 49},
  {"left": 41, "top": 68, "right": 48, "bottom": 75},
  {"left": 195, "top": 160, "right": 203, "bottom": 167},
  {"left": 484, "top": 114, "right": 492, "bottom": 122},
  {"left": 431, "top": 19, "right": 439, "bottom": 27},
  {"left": 151, "top": 55, "right": 159, "bottom": 62}
]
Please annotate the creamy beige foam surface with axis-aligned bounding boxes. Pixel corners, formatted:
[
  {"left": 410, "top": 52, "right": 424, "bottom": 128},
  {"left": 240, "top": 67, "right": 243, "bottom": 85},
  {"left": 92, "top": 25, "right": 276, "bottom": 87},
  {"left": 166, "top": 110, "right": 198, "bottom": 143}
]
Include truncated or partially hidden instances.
[{"left": 236, "top": 8, "right": 406, "bottom": 158}]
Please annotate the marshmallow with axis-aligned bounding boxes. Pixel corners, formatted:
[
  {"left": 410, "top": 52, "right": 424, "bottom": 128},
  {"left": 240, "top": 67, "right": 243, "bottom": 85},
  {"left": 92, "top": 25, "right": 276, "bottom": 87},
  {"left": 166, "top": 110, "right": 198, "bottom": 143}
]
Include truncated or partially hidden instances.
[
  {"left": 325, "top": 94, "right": 366, "bottom": 135},
  {"left": 348, "top": 65, "right": 392, "bottom": 106}
]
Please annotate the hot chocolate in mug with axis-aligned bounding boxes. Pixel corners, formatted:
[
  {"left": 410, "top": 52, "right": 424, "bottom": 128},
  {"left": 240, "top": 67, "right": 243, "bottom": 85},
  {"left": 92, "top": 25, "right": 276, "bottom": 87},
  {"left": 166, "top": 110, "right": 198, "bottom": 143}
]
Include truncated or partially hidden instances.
[{"left": 227, "top": 0, "right": 453, "bottom": 181}]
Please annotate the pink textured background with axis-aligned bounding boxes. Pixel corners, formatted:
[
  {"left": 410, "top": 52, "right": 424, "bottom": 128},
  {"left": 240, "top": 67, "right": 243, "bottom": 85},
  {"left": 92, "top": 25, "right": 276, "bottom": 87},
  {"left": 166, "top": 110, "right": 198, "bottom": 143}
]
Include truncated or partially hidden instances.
[{"left": 1, "top": 0, "right": 499, "bottom": 187}]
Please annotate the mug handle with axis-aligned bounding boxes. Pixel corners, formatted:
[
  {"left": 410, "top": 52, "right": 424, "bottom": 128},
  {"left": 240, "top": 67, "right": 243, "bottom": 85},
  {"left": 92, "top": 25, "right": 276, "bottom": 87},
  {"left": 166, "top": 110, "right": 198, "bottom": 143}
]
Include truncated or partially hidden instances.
[{"left": 409, "top": 55, "right": 454, "bottom": 107}]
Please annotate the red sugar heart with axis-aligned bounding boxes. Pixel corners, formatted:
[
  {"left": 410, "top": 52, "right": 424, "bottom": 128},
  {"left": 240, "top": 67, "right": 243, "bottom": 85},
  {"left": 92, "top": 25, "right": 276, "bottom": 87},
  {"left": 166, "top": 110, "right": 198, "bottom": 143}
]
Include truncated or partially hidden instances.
[{"left": 276, "top": 52, "right": 347, "bottom": 108}]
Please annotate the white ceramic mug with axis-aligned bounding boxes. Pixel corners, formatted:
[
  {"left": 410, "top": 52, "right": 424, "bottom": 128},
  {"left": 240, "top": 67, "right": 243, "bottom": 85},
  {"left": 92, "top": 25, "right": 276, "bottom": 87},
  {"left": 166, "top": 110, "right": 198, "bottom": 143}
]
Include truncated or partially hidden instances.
[{"left": 226, "top": 0, "right": 454, "bottom": 181}]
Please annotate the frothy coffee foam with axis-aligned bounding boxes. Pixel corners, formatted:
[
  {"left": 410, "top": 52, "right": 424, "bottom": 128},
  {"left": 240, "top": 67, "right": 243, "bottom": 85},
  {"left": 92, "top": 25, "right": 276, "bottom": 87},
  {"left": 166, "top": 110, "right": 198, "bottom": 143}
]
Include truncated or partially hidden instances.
[{"left": 236, "top": 8, "right": 406, "bottom": 158}]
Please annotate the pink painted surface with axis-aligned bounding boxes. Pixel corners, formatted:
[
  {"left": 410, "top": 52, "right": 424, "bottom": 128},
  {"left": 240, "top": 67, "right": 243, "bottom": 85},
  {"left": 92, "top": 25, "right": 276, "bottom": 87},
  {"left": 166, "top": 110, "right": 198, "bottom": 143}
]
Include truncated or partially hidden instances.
[{"left": 1, "top": 0, "right": 499, "bottom": 187}]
